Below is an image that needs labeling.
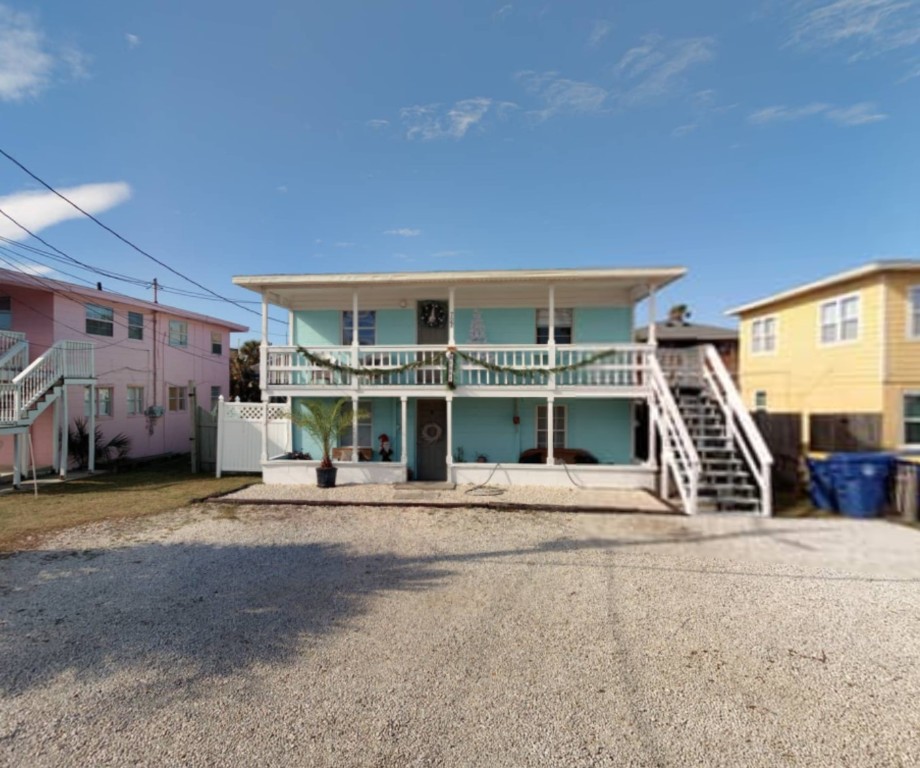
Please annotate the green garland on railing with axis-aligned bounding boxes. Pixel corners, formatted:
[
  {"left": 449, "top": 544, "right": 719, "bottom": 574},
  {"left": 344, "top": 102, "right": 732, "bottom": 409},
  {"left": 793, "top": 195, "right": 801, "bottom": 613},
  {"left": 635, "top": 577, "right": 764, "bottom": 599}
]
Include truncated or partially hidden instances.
[{"left": 295, "top": 345, "right": 633, "bottom": 390}]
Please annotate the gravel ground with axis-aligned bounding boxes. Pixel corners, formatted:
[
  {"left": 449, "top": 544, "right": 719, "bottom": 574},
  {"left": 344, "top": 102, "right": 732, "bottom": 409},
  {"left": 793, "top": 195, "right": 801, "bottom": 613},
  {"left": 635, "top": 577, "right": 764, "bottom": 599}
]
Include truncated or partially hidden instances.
[{"left": 1, "top": 504, "right": 918, "bottom": 767}]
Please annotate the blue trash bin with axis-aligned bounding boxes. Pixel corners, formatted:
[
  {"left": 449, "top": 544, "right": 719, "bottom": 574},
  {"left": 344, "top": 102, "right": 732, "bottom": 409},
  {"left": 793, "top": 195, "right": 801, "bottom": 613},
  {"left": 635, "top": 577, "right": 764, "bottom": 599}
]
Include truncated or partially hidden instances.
[
  {"left": 827, "top": 453, "right": 894, "bottom": 518},
  {"left": 806, "top": 457, "right": 835, "bottom": 511}
]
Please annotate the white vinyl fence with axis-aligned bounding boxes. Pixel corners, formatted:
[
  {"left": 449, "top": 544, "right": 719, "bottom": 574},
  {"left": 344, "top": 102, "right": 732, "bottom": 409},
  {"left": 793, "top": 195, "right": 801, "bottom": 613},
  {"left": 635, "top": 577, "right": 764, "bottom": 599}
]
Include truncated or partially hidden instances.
[{"left": 216, "top": 398, "right": 290, "bottom": 476}]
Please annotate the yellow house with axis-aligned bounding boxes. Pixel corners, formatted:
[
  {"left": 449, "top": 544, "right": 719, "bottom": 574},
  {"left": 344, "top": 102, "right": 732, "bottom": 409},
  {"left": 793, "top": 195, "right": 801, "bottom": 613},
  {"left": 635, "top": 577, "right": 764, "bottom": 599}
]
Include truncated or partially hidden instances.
[{"left": 727, "top": 261, "right": 920, "bottom": 450}]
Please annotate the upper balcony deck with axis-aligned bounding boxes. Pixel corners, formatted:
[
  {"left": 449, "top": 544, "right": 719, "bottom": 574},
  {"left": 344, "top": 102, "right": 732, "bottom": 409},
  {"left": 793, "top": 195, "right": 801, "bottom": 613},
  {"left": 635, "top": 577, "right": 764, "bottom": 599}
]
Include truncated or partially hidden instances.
[{"left": 265, "top": 343, "right": 652, "bottom": 397}]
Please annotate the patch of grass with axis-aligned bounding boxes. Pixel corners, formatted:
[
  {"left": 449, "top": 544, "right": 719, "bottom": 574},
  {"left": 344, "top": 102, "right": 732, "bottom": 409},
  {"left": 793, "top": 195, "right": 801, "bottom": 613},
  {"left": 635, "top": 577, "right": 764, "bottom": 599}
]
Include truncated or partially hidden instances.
[{"left": 0, "top": 457, "right": 256, "bottom": 552}]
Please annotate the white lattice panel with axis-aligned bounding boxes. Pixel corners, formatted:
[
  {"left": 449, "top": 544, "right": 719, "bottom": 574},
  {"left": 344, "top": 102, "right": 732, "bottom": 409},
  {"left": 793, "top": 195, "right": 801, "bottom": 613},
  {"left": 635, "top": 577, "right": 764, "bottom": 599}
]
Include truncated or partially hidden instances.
[{"left": 217, "top": 401, "right": 290, "bottom": 473}]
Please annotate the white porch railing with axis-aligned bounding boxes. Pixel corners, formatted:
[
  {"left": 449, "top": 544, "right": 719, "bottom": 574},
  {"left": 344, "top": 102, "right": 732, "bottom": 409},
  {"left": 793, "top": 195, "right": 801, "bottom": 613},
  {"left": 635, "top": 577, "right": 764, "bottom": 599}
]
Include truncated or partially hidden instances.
[
  {"left": 0, "top": 340, "right": 94, "bottom": 424},
  {"left": 265, "top": 343, "right": 651, "bottom": 390},
  {"left": 647, "top": 355, "right": 701, "bottom": 514},
  {"left": 0, "top": 331, "right": 28, "bottom": 381},
  {"left": 699, "top": 344, "right": 773, "bottom": 517}
]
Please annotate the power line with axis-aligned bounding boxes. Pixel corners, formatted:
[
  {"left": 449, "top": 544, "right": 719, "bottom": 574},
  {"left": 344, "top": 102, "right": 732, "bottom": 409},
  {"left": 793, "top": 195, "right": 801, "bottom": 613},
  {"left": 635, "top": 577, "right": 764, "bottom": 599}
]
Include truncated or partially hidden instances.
[{"left": 0, "top": 146, "right": 274, "bottom": 322}]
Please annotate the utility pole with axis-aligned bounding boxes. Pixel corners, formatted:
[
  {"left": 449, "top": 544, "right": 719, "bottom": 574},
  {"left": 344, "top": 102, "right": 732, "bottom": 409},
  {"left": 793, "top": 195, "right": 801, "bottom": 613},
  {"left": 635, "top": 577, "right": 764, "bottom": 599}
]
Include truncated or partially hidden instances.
[{"left": 153, "top": 277, "right": 159, "bottom": 304}]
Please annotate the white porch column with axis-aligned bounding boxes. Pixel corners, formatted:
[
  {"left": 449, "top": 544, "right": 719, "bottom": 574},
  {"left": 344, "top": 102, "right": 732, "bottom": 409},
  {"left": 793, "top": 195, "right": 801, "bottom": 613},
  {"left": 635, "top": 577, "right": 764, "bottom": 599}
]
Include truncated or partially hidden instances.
[
  {"left": 351, "top": 395, "right": 359, "bottom": 463},
  {"left": 88, "top": 384, "right": 96, "bottom": 473},
  {"left": 60, "top": 386, "right": 69, "bottom": 479},
  {"left": 400, "top": 396, "right": 408, "bottom": 464},
  {"left": 351, "top": 291, "right": 360, "bottom": 391},
  {"left": 260, "top": 293, "right": 270, "bottom": 463},
  {"left": 546, "top": 396, "right": 555, "bottom": 465},
  {"left": 446, "top": 395, "right": 454, "bottom": 469},
  {"left": 548, "top": 285, "right": 556, "bottom": 389},
  {"left": 448, "top": 287, "right": 456, "bottom": 346},
  {"left": 647, "top": 283, "right": 657, "bottom": 346},
  {"left": 12, "top": 433, "right": 20, "bottom": 488},
  {"left": 51, "top": 395, "right": 60, "bottom": 472},
  {"left": 216, "top": 395, "right": 225, "bottom": 478},
  {"left": 647, "top": 404, "right": 658, "bottom": 468}
]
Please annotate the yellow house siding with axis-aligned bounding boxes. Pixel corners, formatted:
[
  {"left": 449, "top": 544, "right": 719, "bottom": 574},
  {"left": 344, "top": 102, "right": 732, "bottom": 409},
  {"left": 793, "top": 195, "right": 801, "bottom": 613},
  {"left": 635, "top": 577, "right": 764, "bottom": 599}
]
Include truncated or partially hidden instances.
[
  {"left": 884, "top": 271, "right": 920, "bottom": 383},
  {"left": 737, "top": 276, "right": 885, "bottom": 441}
]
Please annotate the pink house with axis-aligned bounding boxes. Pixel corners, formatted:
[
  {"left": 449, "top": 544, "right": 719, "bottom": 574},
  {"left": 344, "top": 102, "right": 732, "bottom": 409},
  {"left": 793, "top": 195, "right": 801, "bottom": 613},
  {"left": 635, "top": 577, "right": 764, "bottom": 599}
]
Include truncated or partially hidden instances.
[{"left": 0, "top": 268, "right": 246, "bottom": 480}]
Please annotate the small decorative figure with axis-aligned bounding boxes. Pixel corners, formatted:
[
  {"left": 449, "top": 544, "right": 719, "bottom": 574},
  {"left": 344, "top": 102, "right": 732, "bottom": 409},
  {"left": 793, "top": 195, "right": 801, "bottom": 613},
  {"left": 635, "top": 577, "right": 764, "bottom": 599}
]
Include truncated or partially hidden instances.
[{"left": 378, "top": 433, "right": 393, "bottom": 462}]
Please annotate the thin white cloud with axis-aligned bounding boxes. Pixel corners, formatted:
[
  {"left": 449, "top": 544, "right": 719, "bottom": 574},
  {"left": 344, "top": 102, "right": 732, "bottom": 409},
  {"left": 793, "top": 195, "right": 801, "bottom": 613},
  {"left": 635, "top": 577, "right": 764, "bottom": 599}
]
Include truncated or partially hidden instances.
[
  {"left": 0, "top": 182, "right": 132, "bottom": 241},
  {"left": 748, "top": 102, "right": 831, "bottom": 123},
  {"left": 0, "top": 4, "right": 88, "bottom": 101},
  {"left": 786, "top": 0, "right": 920, "bottom": 59},
  {"left": 588, "top": 20, "right": 613, "bottom": 48},
  {"left": 515, "top": 71, "right": 608, "bottom": 120},
  {"left": 671, "top": 123, "right": 699, "bottom": 137},
  {"left": 7, "top": 262, "right": 55, "bottom": 276},
  {"left": 671, "top": 89, "right": 737, "bottom": 138},
  {"left": 493, "top": 4, "right": 513, "bottom": 21},
  {"left": 125, "top": 33, "right": 141, "bottom": 48},
  {"left": 334, "top": 241, "right": 355, "bottom": 248},
  {"left": 826, "top": 101, "right": 888, "bottom": 124},
  {"left": 384, "top": 228, "right": 422, "bottom": 237},
  {"left": 401, "top": 98, "right": 493, "bottom": 140},
  {"left": 748, "top": 100, "right": 887, "bottom": 125},
  {"left": 613, "top": 34, "right": 716, "bottom": 105},
  {"left": 366, "top": 118, "right": 390, "bottom": 129},
  {"left": 276, "top": 184, "right": 288, "bottom": 193}
]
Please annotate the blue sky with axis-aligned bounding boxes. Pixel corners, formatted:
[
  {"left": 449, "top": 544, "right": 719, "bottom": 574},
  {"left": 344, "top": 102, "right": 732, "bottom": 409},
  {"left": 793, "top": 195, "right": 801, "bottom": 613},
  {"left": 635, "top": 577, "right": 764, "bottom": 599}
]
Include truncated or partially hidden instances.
[{"left": 1, "top": 0, "right": 918, "bottom": 342}]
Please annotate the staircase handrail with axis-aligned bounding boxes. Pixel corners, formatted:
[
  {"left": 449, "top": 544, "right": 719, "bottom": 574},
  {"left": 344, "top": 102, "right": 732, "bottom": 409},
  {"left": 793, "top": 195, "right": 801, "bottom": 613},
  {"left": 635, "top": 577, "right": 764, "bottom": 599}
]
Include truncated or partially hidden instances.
[
  {"left": 700, "top": 344, "right": 773, "bottom": 516},
  {"left": 0, "top": 339, "right": 28, "bottom": 376},
  {"left": 648, "top": 354, "right": 701, "bottom": 514}
]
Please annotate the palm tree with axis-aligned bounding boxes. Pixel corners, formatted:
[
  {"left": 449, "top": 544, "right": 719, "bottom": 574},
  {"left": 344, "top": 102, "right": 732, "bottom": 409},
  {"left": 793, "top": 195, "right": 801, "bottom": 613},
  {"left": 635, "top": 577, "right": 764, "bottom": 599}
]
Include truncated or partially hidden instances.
[
  {"left": 289, "top": 398, "right": 365, "bottom": 469},
  {"left": 230, "top": 339, "right": 261, "bottom": 402},
  {"left": 667, "top": 304, "right": 691, "bottom": 326}
]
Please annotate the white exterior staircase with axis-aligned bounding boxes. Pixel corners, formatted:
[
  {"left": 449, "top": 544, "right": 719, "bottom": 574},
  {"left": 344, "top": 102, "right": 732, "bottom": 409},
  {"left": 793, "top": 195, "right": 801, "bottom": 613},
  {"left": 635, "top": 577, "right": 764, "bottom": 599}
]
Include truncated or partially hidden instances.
[{"left": 658, "top": 344, "right": 773, "bottom": 516}]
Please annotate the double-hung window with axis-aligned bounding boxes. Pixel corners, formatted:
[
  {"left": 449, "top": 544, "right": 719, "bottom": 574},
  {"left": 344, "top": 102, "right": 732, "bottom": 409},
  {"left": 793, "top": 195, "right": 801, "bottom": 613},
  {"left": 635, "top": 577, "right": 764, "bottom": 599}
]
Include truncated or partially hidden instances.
[
  {"left": 536, "top": 309, "right": 573, "bottom": 344},
  {"left": 536, "top": 404, "right": 566, "bottom": 449},
  {"left": 905, "top": 395, "right": 920, "bottom": 446},
  {"left": 909, "top": 286, "right": 920, "bottom": 339},
  {"left": 820, "top": 294, "right": 860, "bottom": 344},
  {"left": 86, "top": 304, "right": 114, "bottom": 337},
  {"left": 85, "top": 386, "right": 114, "bottom": 417},
  {"left": 751, "top": 317, "right": 777, "bottom": 354},
  {"left": 169, "top": 320, "right": 188, "bottom": 347},
  {"left": 0, "top": 296, "right": 11, "bottom": 330},
  {"left": 339, "top": 402, "right": 373, "bottom": 446},
  {"left": 128, "top": 311, "right": 144, "bottom": 340},
  {"left": 342, "top": 311, "right": 376, "bottom": 345},
  {"left": 211, "top": 331, "right": 223, "bottom": 355},
  {"left": 168, "top": 385, "right": 188, "bottom": 411},
  {"left": 127, "top": 386, "right": 145, "bottom": 415},
  {"left": 210, "top": 386, "right": 221, "bottom": 409}
]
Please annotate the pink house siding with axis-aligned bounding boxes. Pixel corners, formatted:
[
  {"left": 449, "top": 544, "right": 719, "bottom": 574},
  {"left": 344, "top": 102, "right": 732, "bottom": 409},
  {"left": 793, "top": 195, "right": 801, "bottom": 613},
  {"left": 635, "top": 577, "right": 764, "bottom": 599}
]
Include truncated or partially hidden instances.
[{"left": 0, "top": 271, "right": 246, "bottom": 471}]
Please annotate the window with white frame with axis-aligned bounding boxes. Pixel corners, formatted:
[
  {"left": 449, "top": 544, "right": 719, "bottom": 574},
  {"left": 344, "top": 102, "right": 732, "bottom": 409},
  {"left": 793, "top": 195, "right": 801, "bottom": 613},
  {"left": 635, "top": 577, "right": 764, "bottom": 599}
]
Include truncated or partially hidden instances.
[
  {"left": 127, "top": 311, "right": 144, "bottom": 340},
  {"left": 338, "top": 401, "right": 373, "bottom": 446},
  {"left": 168, "top": 385, "right": 188, "bottom": 412},
  {"left": 536, "top": 404, "right": 566, "bottom": 449},
  {"left": 820, "top": 294, "right": 860, "bottom": 344},
  {"left": 211, "top": 331, "right": 222, "bottom": 355},
  {"left": 754, "top": 390, "right": 767, "bottom": 411},
  {"left": 127, "top": 386, "right": 145, "bottom": 416},
  {"left": 909, "top": 286, "right": 920, "bottom": 339},
  {"left": 84, "top": 386, "right": 114, "bottom": 417},
  {"left": 0, "top": 296, "right": 11, "bottom": 330},
  {"left": 904, "top": 394, "right": 920, "bottom": 446},
  {"left": 210, "top": 385, "right": 221, "bottom": 409},
  {"left": 536, "top": 308, "right": 573, "bottom": 344},
  {"left": 342, "top": 311, "right": 376, "bottom": 345},
  {"left": 169, "top": 320, "right": 188, "bottom": 347},
  {"left": 86, "top": 304, "right": 114, "bottom": 337},
  {"left": 751, "top": 317, "right": 777, "bottom": 354}
]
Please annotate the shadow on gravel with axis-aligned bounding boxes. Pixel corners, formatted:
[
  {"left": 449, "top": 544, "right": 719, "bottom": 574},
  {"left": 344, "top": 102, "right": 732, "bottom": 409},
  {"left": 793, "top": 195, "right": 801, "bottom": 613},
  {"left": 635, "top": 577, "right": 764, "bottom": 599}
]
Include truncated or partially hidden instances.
[{"left": 0, "top": 541, "right": 449, "bottom": 696}]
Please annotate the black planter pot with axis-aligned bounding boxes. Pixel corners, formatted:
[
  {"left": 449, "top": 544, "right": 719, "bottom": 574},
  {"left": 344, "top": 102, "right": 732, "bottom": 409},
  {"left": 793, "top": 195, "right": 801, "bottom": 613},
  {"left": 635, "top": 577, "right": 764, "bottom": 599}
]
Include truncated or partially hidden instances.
[{"left": 316, "top": 466, "right": 338, "bottom": 488}]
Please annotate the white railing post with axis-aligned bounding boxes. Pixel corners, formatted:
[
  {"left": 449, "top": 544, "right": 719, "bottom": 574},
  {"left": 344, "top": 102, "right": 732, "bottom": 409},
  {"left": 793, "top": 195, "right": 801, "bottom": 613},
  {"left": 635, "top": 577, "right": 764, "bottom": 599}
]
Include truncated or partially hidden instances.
[
  {"left": 216, "top": 395, "right": 225, "bottom": 478},
  {"left": 351, "top": 395, "right": 359, "bottom": 463},
  {"left": 446, "top": 395, "right": 453, "bottom": 473},
  {"left": 546, "top": 396, "right": 555, "bottom": 465},
  {"left": 400, "top": 396, "right": 408, "bottom": 464}
]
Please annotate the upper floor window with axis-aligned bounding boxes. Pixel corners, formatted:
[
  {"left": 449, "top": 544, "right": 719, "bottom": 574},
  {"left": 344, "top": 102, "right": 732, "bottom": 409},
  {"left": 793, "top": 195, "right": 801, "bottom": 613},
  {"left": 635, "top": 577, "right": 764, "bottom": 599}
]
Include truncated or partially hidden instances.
[
  {"left": 86, "top": 304, "right": 114, "bottom": 337},
  {"left": 342, "top": 311, "right": 375, "bottom": 345},
  {"left": 211, "top": 331, "right": 223, "bottom": 355},
  {"left": 128, "top": 311, "right": 144, "bottom": 340},
  {"left": 751, "top": 317, "right": 777, "bottom": 354},
  {"left": 0, "top": 296, "right": 11, "bottom": 330},
  {"left": 536, "top": 308, "right": 573, "bottom": 344},
  {"left": 169, "top": 320, "right": 188, "bottom": 347},
  {"left": 909, "top": 286, "right": 920, "bottom": 339},
  {"left": 820, "top": 294, "right": 859, "bottom": 344}
]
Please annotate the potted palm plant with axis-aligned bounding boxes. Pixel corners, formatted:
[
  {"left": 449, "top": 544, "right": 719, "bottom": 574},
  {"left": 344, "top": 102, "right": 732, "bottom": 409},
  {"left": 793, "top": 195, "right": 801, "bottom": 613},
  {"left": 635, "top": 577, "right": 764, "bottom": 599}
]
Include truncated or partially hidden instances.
[{"left": 289, "top": 398, "right": 365, "bottom": 488}]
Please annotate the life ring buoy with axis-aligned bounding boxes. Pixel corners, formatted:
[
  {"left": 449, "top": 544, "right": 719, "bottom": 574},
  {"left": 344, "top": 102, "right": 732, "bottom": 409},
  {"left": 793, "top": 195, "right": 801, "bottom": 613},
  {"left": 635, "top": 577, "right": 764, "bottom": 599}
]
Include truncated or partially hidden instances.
[{"left": 421, "top": 422, "right": 443, "bottom": 444}]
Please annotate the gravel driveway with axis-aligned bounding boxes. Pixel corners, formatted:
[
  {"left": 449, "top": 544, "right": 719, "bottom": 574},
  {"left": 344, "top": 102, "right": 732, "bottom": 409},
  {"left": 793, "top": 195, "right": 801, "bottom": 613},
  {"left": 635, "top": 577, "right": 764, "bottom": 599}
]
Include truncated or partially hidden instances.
[{"left": 1, "top": 504, "right": 918, "bottom": 767}]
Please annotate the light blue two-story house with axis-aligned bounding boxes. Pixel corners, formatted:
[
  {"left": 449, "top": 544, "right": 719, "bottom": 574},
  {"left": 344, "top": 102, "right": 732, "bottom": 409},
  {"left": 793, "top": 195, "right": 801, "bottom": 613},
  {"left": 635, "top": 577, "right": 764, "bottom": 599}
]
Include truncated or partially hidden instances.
[{"left": 232, "top": 267, "right": 771, "bottom": 514}]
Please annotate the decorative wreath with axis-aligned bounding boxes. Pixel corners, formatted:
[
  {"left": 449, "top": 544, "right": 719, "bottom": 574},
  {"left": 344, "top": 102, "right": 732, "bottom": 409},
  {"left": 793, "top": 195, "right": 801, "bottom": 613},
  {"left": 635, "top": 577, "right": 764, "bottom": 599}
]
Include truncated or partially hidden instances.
[
  {"left": 420, "top": 301, "right": 447, "bottom": 328},
  {"left": 420, "top": 422, "right": 443, "bottom": 444}
]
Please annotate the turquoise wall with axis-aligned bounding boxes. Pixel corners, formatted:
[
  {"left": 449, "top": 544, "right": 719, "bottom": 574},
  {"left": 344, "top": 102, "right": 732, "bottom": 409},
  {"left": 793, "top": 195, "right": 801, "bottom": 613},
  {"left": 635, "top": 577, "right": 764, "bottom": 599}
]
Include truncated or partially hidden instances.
[
  {"left": 293, "top": 306, "right": 633, "bottom": 347},
  {"left": 574, "top": 307, "right": 633, "bottom": 343},
  {"left": 516, "top": 398, "right": 632, "bottom": 463},
  {"left": 451, "top": 399, "right": 520, "bottom": 463}
]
